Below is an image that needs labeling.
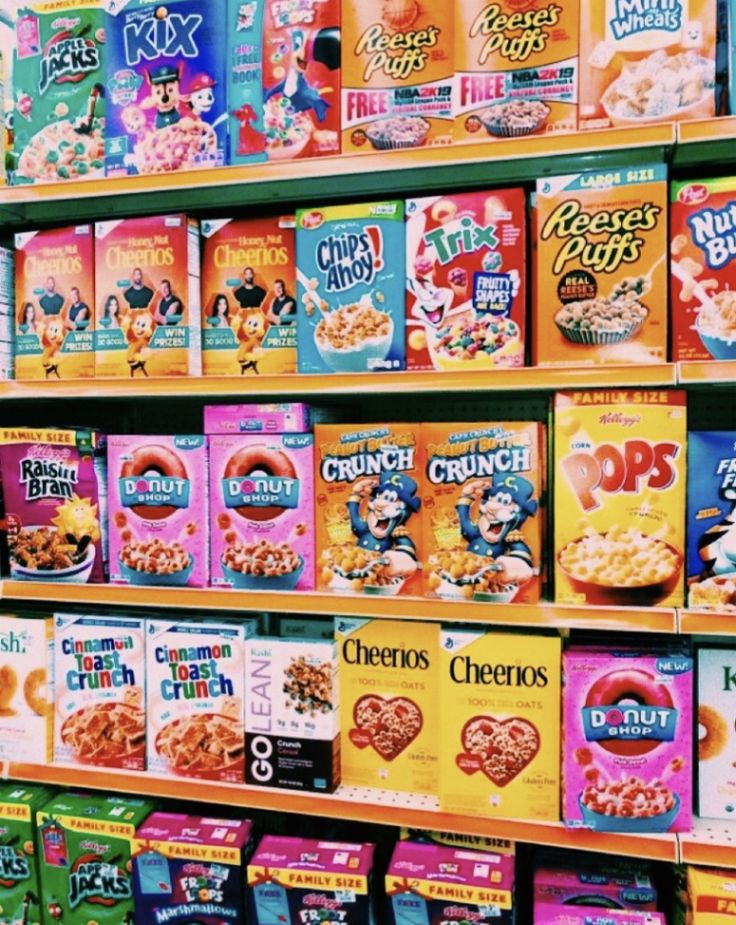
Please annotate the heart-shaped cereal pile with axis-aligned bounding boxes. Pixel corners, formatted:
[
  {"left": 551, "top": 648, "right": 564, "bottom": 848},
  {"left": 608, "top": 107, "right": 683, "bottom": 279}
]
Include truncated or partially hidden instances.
[
  {"left": 350, "top": 695, "right": 423, "bottom": 760},
  {"left": 458, "top": 715, "right": 540, "bottom": 786}
]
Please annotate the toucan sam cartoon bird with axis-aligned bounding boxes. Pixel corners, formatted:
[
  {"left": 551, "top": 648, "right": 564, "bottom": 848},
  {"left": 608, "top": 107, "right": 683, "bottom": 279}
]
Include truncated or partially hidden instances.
[{"left": 264, "top": 26, "right": 340, "bottom": 123}]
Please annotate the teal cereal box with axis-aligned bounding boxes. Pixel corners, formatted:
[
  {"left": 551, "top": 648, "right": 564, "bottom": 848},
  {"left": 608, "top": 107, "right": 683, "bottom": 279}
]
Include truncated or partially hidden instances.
[{"left": 0, "top": 783, "right": 55, "bottom": 925}]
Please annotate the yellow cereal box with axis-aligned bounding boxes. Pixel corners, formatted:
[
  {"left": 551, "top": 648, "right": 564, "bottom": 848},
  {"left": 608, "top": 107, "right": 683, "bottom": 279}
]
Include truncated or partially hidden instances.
[
  {"left": 421, "top": 422, "right": 545, "bottom": 604},
  {"left": 580, "top": 0, "right": 716, "bottom": 131},
  {"left": 336, "top": 617, "right": 438, "bottom": 794},
  {"left": 554, "top": 389, "right": 687, "bottom": 607},
  {"left": 533, "top": 166, "right": 668, "bottom": 366},
  {"left": 439, "top": 628, "right": 561, "bottom": 820},
  {"left": 688, "top": 867, "right": 736, "bottom": 923}
]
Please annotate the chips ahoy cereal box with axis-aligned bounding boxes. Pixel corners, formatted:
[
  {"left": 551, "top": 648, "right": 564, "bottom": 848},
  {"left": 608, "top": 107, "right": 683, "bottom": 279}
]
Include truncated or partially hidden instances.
[
  {"left": 296, "top": 201, "right": 405, "bottom": 373},
  {"left": 105, "top": 0, "right": 227, "bottom": 176},
  {"left": 0, "top": 783, "right": 55, "bottom": 925}
]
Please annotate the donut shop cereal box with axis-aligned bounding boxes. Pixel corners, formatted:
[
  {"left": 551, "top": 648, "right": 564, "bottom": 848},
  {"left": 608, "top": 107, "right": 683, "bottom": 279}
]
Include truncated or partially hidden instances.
[
  {"left": 296, "top": 201, "right": 406, "bottom": 374},
  {"left": 14, "top": 225, "right": 95, "bottom": 380},
  {"left": 95, "top": 214, "right": 201, "bottom": 377},
  {"left": 406, "top": 190, "right": 526, "bottom": 371},
  {"left": 533, "top": 166, "right": 669, "bottom": 366},
  {"left": 554, "top": 390, "right": 687, "bottom": 607},
  {"left": 0, "top": 783, "right": 55, "bottom": 925},
  {"left": 697, "top": 647, "right": 736, "bottom": 819},
  {"left": 534, "top": 860, "right": 658, "bottom": 911},
  {"left": 535, "top": 910, "right": 665, "bottom": 925},
  {"left": 562, "top": 646, "right": 694, "bottom": 832}
]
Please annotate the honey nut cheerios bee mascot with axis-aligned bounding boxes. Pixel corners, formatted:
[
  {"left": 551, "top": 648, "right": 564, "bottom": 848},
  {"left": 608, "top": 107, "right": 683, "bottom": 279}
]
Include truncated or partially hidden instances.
[
  {"left": 234, "top": 307, "right": 266, "bottom": 375},
  {"left": 41, "top": 316, "right": 66, "bottom": 379},
  {"left": 127, "top": 309, "right": 156, "bottom": 378}
]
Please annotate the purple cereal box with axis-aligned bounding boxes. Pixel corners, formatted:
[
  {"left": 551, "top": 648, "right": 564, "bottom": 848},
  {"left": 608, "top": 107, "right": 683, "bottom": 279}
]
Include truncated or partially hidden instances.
[
  {"left": 108, "top": 435, "right": 208, "bottom": 588},
  {"left": 563, "top": 647, "right": 693, "bottom": 833},
  {"left": 204, "top": 403, "right": 310, "bottom": 435}
]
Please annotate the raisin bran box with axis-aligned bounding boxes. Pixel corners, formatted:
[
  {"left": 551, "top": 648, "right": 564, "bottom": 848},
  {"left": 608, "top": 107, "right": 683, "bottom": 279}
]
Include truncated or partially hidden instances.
[
  {"left": 0, "top": 783, "right": 55, "bottom": 925},
  {"left": 697, "top": 646, "right": 736, "bottom": 819}
]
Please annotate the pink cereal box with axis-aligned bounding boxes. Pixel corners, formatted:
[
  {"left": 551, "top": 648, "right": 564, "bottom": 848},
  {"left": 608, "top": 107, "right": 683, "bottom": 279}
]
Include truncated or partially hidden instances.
[
  {"left": 204, "top": 403, "right": 310, "bottom": 435},
  {"left": 107, "top": 435, "right": 209, "bottom": 588},
  {"left": 563, "top": 646, "right": 693, "bottom": 833},
  {"left": 534, "top": 861, "right": 658, "bottom": 912},
  {"left": 535, "top": 910, "right": 665, "bottom": 925}
]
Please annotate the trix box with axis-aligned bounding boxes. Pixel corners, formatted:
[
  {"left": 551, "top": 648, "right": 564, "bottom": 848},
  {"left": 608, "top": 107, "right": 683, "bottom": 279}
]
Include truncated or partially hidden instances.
[{"left": 0, "top": 783, "right": 55, "bottom": 925}]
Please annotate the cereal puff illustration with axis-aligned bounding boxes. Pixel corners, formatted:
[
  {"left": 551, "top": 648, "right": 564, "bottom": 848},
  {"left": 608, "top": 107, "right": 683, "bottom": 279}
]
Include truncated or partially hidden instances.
[
  {"left": 40, "top": 317, "right": 66, "bottom": 379},
  {"left": 235, "top": 307, "right": 267, "bottom": 374},
  {"left": 126, "top": 310, "right": 156, "bottom": 377}
]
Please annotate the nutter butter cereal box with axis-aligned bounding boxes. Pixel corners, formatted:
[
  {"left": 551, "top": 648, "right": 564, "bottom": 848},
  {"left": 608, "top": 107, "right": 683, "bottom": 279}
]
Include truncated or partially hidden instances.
[
  {"left": 554, "top": 390, "right": 687, "bottom": 607},
  {"left": 697, "top": 647, "right": 736, "bottom": 819},
  {"left": 533, "top": 166, "right": 668, "bottom": 366},
  {"left": 0, "top": 783, "right": 55, "bottom": 925}
]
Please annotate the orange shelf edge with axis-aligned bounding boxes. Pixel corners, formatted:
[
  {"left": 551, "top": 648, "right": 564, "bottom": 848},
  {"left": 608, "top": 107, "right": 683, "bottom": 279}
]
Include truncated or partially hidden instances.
[
  {"left": 679, "top": 610, "right": 736, "bottom": 635},
  {"left": 677, "top": 117, "right": 736, "bottom": 146},
  {"left": 678, "top": 361, "right": 736, "bottom": 385},
  {"left": 679, "top": 820, "right": 736, "bottom": 868}
]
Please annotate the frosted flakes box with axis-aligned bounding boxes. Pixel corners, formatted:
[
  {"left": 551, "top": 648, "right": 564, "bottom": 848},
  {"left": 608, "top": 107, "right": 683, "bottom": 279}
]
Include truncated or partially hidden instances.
[
  {"left": 0, "top": 783, "right": 55, "bottom": 925},
  {"left": 554, "top": 390, "right": 687, "bottom": 607},
  {"left": 697, "top": 647, "right": 736, "bottom": 819}
]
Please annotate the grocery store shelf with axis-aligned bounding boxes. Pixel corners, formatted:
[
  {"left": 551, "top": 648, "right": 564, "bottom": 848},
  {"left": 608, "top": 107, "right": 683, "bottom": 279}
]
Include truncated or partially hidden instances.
[
  {"left": 678, "top": 361, "right": 736, "bottom": 385},
  {"left": 679, "top": 609, "right": 736, "bottom": 635},
  {"left": 675, "top": 118, "right": 736, "bottom": 169},
  {"left": 679, "top": 818, "right": 736, "bottom": 867}
]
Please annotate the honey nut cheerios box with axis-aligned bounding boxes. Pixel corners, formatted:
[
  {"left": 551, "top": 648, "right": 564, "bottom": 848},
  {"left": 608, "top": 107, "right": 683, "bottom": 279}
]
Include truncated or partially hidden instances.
[
  {"left": 554, "top": 389, "right": 687, "bottom": 608},
  {"left": 0, "top": 783, "right": 55, "bottom": 925},
  {"left": 439, "top": 628, "right": 561, "bottom": 821},
  {"left": 533, "top": 166, "right": 669, "bottom": 367},
  {"left": 697, "top": 646, "right": 736, "bottom": 819},
  {"left": 421, "top": 421, "right": 545, "bottom": 604},
  {"left": 53, "top": 612, "right": 145, "bottom": 771},
  {"left": 336, "top": 617, "right": 438, "bottom": 794}
]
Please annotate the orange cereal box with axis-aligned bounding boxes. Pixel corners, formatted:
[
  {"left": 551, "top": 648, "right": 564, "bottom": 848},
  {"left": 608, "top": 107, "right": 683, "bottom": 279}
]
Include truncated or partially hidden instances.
[
  {"left": 95, "top": 215, "right": 201, "bottom": 378},
  {"left": 454, "top": 0, "right": 578, "bottom": 144},
  {"left": 554, "top": 389, "right": 687, "bottom": 608},
  {"left": 341, "top": 0, "right": 452, "bottom": 155},
  {"left": 421, "top": 422, "right": 545, "bottom": 604},
  {"left": 315, "top": 423, "right": 422, "bottom": 596},
  {"left": 14, "top": 225, "right": 94, "bottom": 380},
  {"left": 533, "top": 166, "right": 668, "bottom": 367},
  {"left": 201, "top": 216, "right": 296, "bottom": 376},
  {"left": 580, "top": 0, "right": 716, "bottom": 131}
]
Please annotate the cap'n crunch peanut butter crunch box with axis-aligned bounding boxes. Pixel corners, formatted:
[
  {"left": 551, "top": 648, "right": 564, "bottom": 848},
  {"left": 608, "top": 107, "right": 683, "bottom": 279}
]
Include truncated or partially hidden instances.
[{"left": 554, "top": 389, "right": 687, "bottom": 607}]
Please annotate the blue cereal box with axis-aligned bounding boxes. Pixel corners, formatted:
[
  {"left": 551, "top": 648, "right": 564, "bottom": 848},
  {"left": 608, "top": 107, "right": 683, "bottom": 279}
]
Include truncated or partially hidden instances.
[
  {"left": 295, "top": 201, "right": 405, "bottom": 373},
  {"left": 105, "top": 0, "right": 228, "bottom": 176}
]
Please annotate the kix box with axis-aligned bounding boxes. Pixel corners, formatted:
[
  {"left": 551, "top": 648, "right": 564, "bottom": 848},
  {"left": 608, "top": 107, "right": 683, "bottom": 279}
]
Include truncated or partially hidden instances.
[
  {"left": 0, "top": 783, "right": 55, "bottom": 925},
  {"left": 95, "top": 215, "right": 201, "bottom": 377},
  {"left": 554, "top": 390, "right": 687, "bottom": 608}
]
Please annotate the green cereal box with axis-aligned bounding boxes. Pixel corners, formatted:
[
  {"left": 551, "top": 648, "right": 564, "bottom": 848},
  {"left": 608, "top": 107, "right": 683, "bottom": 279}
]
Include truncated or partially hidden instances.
[{"left": 0, "top": 783, "right": 55, "bottom": 925}]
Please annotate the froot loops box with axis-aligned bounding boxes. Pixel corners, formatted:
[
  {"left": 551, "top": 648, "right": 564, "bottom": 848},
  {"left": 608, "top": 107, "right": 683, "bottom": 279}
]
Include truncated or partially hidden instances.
[
  {"left": 0, "top": 783, "right": 55, "bottom": 925},
  {"left": 406, "top": 190, "right": 526, "bottom": 371},
  {"left": 697, "top": 647, "right": 736, "bottom": 819},
  {"left": 296, "top": 201, "right": 406, "bottom": 374}
]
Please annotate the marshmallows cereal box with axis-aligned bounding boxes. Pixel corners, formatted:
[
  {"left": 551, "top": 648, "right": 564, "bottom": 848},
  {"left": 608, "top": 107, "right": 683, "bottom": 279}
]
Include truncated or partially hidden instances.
[
  {"left": 201, "top": 216, "right": 297, "bottom": 376},
  {"left": 422, "top": 422, "right": 544, "bottom": 604},
  {"left": 95, "top": 215, "right": 201, "bottom": 378},
  {"left": 342, "top": 0, "right": 452, "bottom": 154},
  {"left": 563, "top": 645, "right": 693, "bottom": 832},
  {"left": 14, "top": 225, "right": 95, "bottom": 380},
  {"left": 697, "top": 647, "right": 736, "bottom": 819},
  {"left": 406, "top": 190, "right": 526, "bottom": 371},
  {"left": 554, "top": 390, "right": 687, "bottom": 607},
  {"left": 533, "top": 166, "right": 669, "bottom": 366},
  {"left": 439, "top": 629, "right": 561, "bottom": 821},
  {"left": 106, "top": 0, "right": 227, "bottom": 176},
  {"left": 54, "top": 612, "right": 145, "bottom": 770},
  {"left": 0, "top": 783, "right": 55, "bottom": 925},
  {"left": 580, "top": 0, "right": 716, "bottom": 131},
  {"left": 296, "top": 201, "right": 406, "bottom": 374},
  {"left": 454, "top": 0, "right": 579, "bottom": 144}
]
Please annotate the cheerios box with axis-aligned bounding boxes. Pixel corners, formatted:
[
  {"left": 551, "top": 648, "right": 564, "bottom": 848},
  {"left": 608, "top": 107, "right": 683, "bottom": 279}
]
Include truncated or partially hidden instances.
[
  {"left": 0, "top": 783, "right": 55, "bottom": 925},
  {"left": 296, "top": 201, "right": 406, "bottom": 374},
  {"left": 533, "top": 166, "right": 669, "bottom": 366},
  {"left": 336, "top": 617, "right": 438, "bottom": 794},
  {"left": 439, "top": 629, "right": 561, "bottom": 820},
  {"left": 697, "top": 647, "right": 736, "bottom": 819},
  {"left": 554, "top": 390, "right": 687, "bottom": 607}
]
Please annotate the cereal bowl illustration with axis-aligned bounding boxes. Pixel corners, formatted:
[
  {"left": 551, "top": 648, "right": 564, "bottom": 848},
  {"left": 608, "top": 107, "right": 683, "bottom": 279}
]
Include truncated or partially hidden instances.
[
  {"left": 10, "top": 525, "right": 97, "bottom": 582},
  {"left": 221, "top": 545, "right": 305, "bottom": 590},
  {"left": 349, "top": 694, "right": 423, "bottom": 759},
  {"left": 427, "top": 316, "right": 522, "bottom": 371},
  {"left": 457, "top": 714, "right": 541, "bottom": 786},
  {"left": 61, "top": 702, "right": 145, "bottom": 767},
  {"left": 480, "top": 100, "right": 550, "bottom": 138},
  {"left": 579, "top": 790, "right": 681, "bottom": 834},
  {"left": 696, "top": 304, "right": 736, "bottom": 360},
  {"left": 554, "top": 275, "right": 651, "bottom": 346},
  {"left": 155, "top": 713, "right": 244, "bottom": 777},
  {"left": 314, "top": 296, "right": 395, "bottom": 372}
]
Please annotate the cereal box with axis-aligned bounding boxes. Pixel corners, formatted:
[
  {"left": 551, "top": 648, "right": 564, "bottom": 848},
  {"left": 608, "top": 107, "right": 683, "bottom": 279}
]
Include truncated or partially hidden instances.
[
  {"left": 534, "top": 861, "right": 658, "bottom": 911},
  {"left": 227, "top": 0, "right": 341, "bottom": 164},
  {"left": 0, "top": 426, "right": 107, "bottom": 583},
  {"left": 454, "top": 0, "right": 578, "bottom": 144},
  {"left": 53, "top": 612, "right": 145, "bottom": 769},
  {"left": 406, "top": 189, "right": 526, "bottom": 371},
  {"left": 245, "top": 635, "right": 339, "bottom": 792},
  {"left": 0, "top": 783, "right": 55, "bottom": 925},
  {"left": 554, "top": 390, "right": 687, "bottom": 607},
  {"left": 341, "top": 0, "right": 452, "bottom": 154},
  {"left": 14, "top": 225, "right": 95, "bottom": 380},
  {"left": 209, "top": 431, "right": 314, "bottom": 591},
  {"left": 533, "top": 166, "right": 669, "bottom": 366},
  {"left": 133, "top": 812, "right": 253, "bottom": 925},
  {"left": 0, "top": 616, "right": 53, "bottom": 764},
  {"left": 204, "top": 402, "right": 310, "bottom": 435},
  {"left": 336, "top": 617, "right": 438, "bottom": 794},
  {"left": 296, "top": 201, "right": 406, "bottom": 374},
  {"left": 562, "top": 645, "right": 693, "bottom": 832},
  {"left": 687, "top": 867, "right": 736, "bottom": 924},
  {"left": 697, "top": 647, "right": 736, "bottom": 819},
  {"left": 421, "top": 421, "right": 545, "bottom": 603},
  {"left": 105, "top": 0, "right": 227, "bottom": 176},
  {"left": 399, "top": 829, "right": 516, "bottom": 855},
  {"left": 108, "top": 434, "right": 208, "bottom": 588},
  {"left": 146, "top": 619, "right": 246, "bottom": 782},
  {"left": 439, "top": 628, "right": 561, "bottom": 821},
  {"left": 95, "top": 214, "right": 201, "bottom": 377},
  {"left": 536, "top": 910, "right": 665, "bottom": 925},
  {"left": 580, "top": 0, "right": 716, "bottom": 131},
  {"left": 201, "top": 216, "right": 297, "bottom": 376},
  {"left": 11, "top": 1, "right": 105, "bottom": 185},
  {"left": 315, "top": 424, "right": 422, "bottom": 596}
]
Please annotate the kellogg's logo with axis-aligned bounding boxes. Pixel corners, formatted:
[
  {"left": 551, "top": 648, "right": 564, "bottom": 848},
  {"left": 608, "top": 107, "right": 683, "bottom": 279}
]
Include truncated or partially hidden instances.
[
  {"left": 316, "top": 226, "right": 383, "bottom": 292},
  {"left": 39, "top": 28, "right": 101, "bottom": 97}
]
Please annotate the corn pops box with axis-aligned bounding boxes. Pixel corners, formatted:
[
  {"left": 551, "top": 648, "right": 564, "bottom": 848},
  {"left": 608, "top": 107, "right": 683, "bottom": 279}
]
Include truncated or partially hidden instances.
[
  {"left": 698, "top": 647, "right": 736, "bottom": 818},
  {"left": 201, "top": 216, "right": 297, "bottom": 376},
  {"left": 580, "top": 0, "right": 716, "bottom": 131},
  {"left": 0, "top": 783, "right": 55, "bottom": 925},
  {"left": 454, "top": 0, "right": 579, "bottom": 144},
  {"left": 422, "top": 421, "right": 545, "bottom": 603},
  {"left": 95, "top": 215, "right": 201, "bottom": 377},
  {"left": 554, "top": 390, "right": 687, "bottom": 607},
  {"left": 406, "top": 189, "right": 526, "bottom": 371},
  {"left": 533, "top": 166, "right": 668, "bottom": 366},
  {"left": 14, "top": 225, "right": 95, "bottom": 380}
]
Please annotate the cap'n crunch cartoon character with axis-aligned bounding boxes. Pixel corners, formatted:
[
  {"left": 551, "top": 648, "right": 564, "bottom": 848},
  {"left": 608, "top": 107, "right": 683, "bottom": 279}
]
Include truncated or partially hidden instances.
[{"left": 349, "top": 472, "right": 421, "bottom": 579}]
